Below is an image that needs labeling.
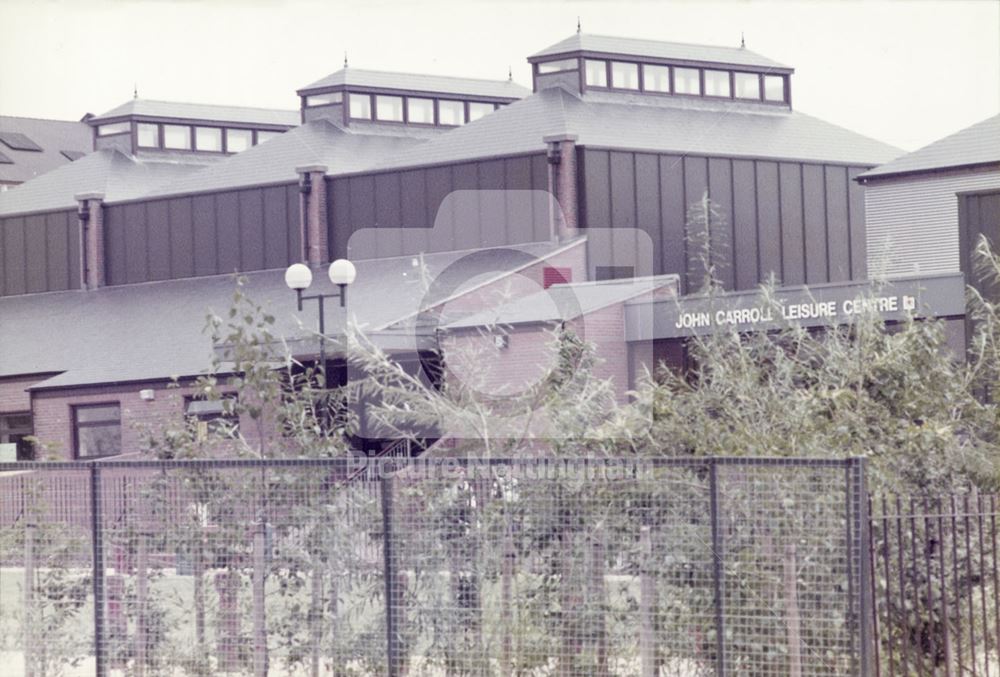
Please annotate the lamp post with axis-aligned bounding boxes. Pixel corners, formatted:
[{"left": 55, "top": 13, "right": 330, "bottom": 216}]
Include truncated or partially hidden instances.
[{"left": 284, "top": 259, "right": 356, "bottom": 384}]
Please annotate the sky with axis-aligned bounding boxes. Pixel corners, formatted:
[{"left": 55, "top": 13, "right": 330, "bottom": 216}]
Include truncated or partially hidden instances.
[{"left": 0, "top": 0, "right": 997, "bottom": 153}]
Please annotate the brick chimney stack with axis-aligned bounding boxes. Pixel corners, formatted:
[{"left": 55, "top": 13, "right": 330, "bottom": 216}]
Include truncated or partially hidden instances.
[
  {"left": 296, "top": 164, "right": 329, "bottom": 264},
  {"left": 544, "top": 133, "right": 579, "bottom": 241},
  {"left": 75, "top": 191, "right": 106, "bottom": 289}
]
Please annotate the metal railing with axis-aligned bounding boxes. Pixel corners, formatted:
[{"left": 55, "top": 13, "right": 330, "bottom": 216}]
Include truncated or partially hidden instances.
[{"left": 0, "top": 456, "right": 869, "bottom": 676}]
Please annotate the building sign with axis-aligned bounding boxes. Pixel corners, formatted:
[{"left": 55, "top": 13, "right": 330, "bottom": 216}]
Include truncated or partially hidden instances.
[{"left": 626, "top": 273, "right": 967, "bottom": 341}]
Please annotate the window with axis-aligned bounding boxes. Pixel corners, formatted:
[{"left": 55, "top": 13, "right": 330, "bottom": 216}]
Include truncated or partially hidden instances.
[
  {"left": 438, "top": 100, "right": 465, "bottom": 126},
  {"left": 704, "top": 70, "right": 731, "bottom": 97},
  {"left": 195, "top": 127, "right": 222, "bottom": 152},
  {"left": 255, "top": 130, "right": 280, "bottom": 144},
  {"left": 585, "top": 59, "right": 608, "bottom": 87},
  {"left": 0, "top": 131, "right": 43, "bottom": 151},
  {"left": 163, "top": 124, "right": 191, "bottom": 150},
  {"left": 595, "top": 265, "right": 635, "bottom": 281},
  {"left": 407, "top": 97, "right": 434, "bottom": 124},
  {"left": 73, "top": 404, "right": 121, "bottom": 459},
  {"left": 375, "top": 95, "right": 404, "bottom": 122},
  {"left": 674, "top": 67, "right": 700, "bottom": 95},
  {"left": 537, "top": 58, "right": 577, "bottom": 74},
  {"left": 305, "top": 92, "right": 342, "bottom": 107},
  {"left": 186, "top": 396, "right": 239, "bottom": 441},
  {"left": 97, "top": 122, "right": 130, "bottom": 137},
  {"left": 611, "top": 62, "right": 639, "bottom": 90},
  {"left": 734, "top": 72, "right": 761, "bottom": 100},
  {"left": 349, "top": 93, "right": 372, "bottom": 119},
  {"left": 764, "top": 75, "right": 786, "bottom": 102},
  {"left": 226, "top": 128, "right": 252, "bottom": 153},
  {"left": 643, "top": 64, "right": 670, "bottom": 92},
  {"left": 0, "top": 413, "right": 33, "bottom": 461},
  {"left": 137, "top": 123, "right": 159, "bottom": 148},
  {"left": 467, "top": 102, "right": 494, "bottom": 122}
]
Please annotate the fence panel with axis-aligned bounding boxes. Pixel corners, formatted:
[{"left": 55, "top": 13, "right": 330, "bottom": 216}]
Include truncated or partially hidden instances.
[
  {"left": 0, "top": 457, "right": 866, "bottom": 676},
  {"left": 871, "top": 493, "right": 1000, "bottom": 677}
]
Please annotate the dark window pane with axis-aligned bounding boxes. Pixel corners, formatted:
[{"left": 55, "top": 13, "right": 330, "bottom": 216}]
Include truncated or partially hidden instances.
[
  {"left": 76, "top": 404, "right": 120, "bottom": 424},
  {"left": 77, "top": 424, "right": 121, "bottom": 458}
]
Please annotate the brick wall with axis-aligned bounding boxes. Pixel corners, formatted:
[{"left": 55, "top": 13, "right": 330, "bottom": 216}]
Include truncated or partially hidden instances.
[{"left": 0, "top": 375, "right": 44, "bottom": 413}]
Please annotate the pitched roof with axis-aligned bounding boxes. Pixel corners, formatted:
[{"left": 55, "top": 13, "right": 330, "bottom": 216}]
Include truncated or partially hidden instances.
[
  {"left": 0, "top": 149, "right": 206, "bottom": 216},
  {"left": 374, "top": 86, "right": 902, "bottom": 170},
  {"left": 529, "top": 33, "right": 791, "bottom": 71},
  {"left": 858, "top": 114, "right": 1000, "bottom": 181},
  {"left": 0, "top": 240, "right": 577, "bottom": 389},
  {"left": 0, "top": 116, "right": 92, "bottom": 184},
  {"left": 143, "top": 118, "right": 428, "bottom": 198},
  {"left": 445, "top": 274, "right": 679, "bottom": 328},
  {"left": 90, "top": 99, "right": 299, "bottom": 127},
  {"left": 298, "top": 68, "right": 530, "bottom": 99}
]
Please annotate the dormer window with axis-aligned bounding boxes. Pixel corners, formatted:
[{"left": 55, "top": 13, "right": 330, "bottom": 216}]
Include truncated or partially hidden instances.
[
  {"left": 137, "top": 123, "right": 159, "bottom": 148},
  {"left": 764, "top": 75, "right": 786, "bottom": 102},
  {"left": 97, "top": 122, "right": 129, "bottom": 137},
  {"left": 468, "top": 102, "right": 494, "bottom": 122},
  {"left": 305, "top": 92, "right": 343, "bottom": 107},
  {"left": 704, "top": 70, "right": 730, "bottom": 98},
  {"left": 611, "top": 62, "right": 639, "bottom": 90},
  {"left": 438, "top": 100, "right": 465, "bottom": 126},
  {"left": 375, "top": 95, "right": 404, "bottom": 122},
  {"left": 226, "top": 128, "right": 252, "bottom": 152},
  {"left": 195, "top": 127, "right": 222, "bottom": 152},
  {"left": 643, "top": 65, "right": 670, "bottom": 93},
  {"left": 585, "top": 59, "right": 608, "bottom": 88},
  {"left": 537, "top": 58, "right": 577, "bottom": 74},
  {"left": 349, "top": 93, "right": 373, "bottom": 120},
  {"left": 734, "top": 72, "right": 761, "bottom": 100},
  {"left": 407, "top": 98, "right": 435, "bottom": 124},
  {"left": 163, "top": 124, "right": 191, "bottom": 150},
  {"left": 674, "top": 67, "right": 700, "bottom": 95},
  {"left": 256, "top": 130, "right": 280, "bottom": 144}
]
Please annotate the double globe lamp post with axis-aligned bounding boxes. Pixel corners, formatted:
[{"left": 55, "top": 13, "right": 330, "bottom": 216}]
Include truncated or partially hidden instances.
[{"left": 284, "top": 258, "right": 357, "bottom": 384}]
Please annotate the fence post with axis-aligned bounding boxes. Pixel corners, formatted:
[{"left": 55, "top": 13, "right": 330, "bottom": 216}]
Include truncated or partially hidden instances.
[
  {"left": 848, "top": 457, "right": 872, "bottom": 676},
  {"left": 23, "top": 522, "right": 35, "bottom": 677},
  {"left": 253, "top": 518, "right": 268, "bottom": 677},
  {"left": 638, "top": 525, "right": 656, "bottom": 677},
  {"left": 708, "top": 459, "right": 725, "bottom": 676},
  {"left": 91, "top": 463, "right": 107, "bottom": 677},
  {"left": 381, "top": 473, "right": 398, "bottom": 677},
  {"left": 135, "top": 531, "right": 148, "bottom": 677}
]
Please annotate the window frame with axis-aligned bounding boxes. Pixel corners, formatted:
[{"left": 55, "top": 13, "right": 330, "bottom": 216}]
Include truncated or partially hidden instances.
[
  {"left": 162, "top": 124, "right": 193, "bottom": 150},
  {"left": 374, "top": 94, "right": 405, "bottom": 123},
  {"left": 194, "top": 126, "right": 224, "bottom": 153},
  {"left": 436, "top": 99, "right": 466, "bottom": 127},
  {"left": 305, "top": 92, "right": 343, "bottom": 108},
  {"left": 763, "top": 74, "right": 787, "bottom": 103},
  {"left": 537, "top": 58, "right": 579, "bottom": 75},
  {"left": 672, "top": 66, "right": 702, "bottom": 96},
  {"left": 703, "top": 69, "right": 732, "bottom": 99},
  {"left": 136, "top": 122, "right": 160, "bottom": 149},
  {"left": 467, "top": 101, "right": 495, "bottom": 123},
  {"left": 97, "top": 122, "right": 131, "bottom": 137},
  {"left": 0, "top": 412, "right": 33, "bottom": 461},
  {"left": 406, "top": 97, "right": 436, "bottom": 126},
  {"left": 348, "top": 93, "right": 374, "bottom": 120},
  {"left": 734, "top": 71, "right": 762, "bottom": 100},
  {"left": 641, "top": 63, "right": 672, "bottom": 94},
  {"left": 610, "top": 61, "right": 641, "bottom": 91},
  {"left": 72, "top": 403, "right": 122, "bottom": 460},
  {"left": 584, "top": 59, "right": 609, "bottom": 89},
  {"left": 225, "top": 128, "right": 253, "bottom": 154},
  {"left": 185, "top": 394, "right": 239, "bottom": 440}
]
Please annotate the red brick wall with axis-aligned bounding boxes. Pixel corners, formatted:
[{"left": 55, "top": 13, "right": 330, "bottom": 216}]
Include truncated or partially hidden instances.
[{"left": 0, "top": 375, "right": 44, "bottom": 413}]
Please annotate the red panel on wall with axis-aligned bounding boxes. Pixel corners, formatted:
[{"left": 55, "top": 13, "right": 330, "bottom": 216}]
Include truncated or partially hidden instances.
[{"left": 543, "top": 266, "right": 572, "bottom": 288}]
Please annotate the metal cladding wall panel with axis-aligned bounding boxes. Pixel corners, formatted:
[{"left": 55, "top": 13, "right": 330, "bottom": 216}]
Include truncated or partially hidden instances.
[
  {"left": 504, "top": 157, "right": 535, "bottom": 246},
  {"left": 960, "top": 190, "right": 1000, "bottom": 299},
  {"left": 635, "top": 153, "right": 663, "bottom": 277},
  {"left": 847, "top": 167, "right": 867, "bottom": 279},
  {"left": 103, "top": 205, "right": 126, "bottom": 285},
  {"left": 146, "top": 200, "right": 171, "bottom": 282},
  {"left": 263, "top": 185, "right": 290, "bottom": 269},
  {"left": 825, "top": 166, "right": 851, "bottom": 282},
  {"left": 44, "top": 212, "right": 69, "bottom": 291},
  {"left": 756, "top": 161, "right": 782, "bottom": 283},
  {"left": 583, "top": 149, "right": 611, "bottom": 228},
  {"left": 478, "top": 159, "right": 507, "bottom": 250},
  {"left": 659, "top": 155, "right": 686, "bottom": 292},
  {"left": 530, "top": 155, "right": 549, "bottom": 242},
  {"left": 216, "top": 192, "right": 241, "bottom": 273},
  {"left": 802, "top": 164, "right": 828, "bottom": 285},
  {"left": 124, "top": 202, "right": 148, "bottom": 284},
  {"left": 286, "top": 185, "right": 301, "bottom": 264},
  {"left": 425, "top": 166, "right": 455, "bottom": 254},
  {"left": 732, "top": 159, "right": 759, "bottom": 290},
  {"left": 400, "top": 170, "right": 429, "bottom": 255},
  {"left": 374, "top": 173, "right": 403, "bottom": 258},
  {"left": 192, "top": 194, "right": 217, "bottom": 277},
  {"left": 24, "top": 214, "right": 48, "bottom": 293},
  {"left": 331, "top": 177, "right": 352, "bottom": 261},
  {"left": 866, "top": 169, "right": 1000, "bottom": 278},
  {"left": 708, "top": 157, "right": 735, "bottom": 290},
  {"left": 452, "top": 162, "right": 481, "bottom": 251},
  {"left": 239, "top": 190, "right": 265, "bottom": 272},
  {"left": 779, "top": 163, "right": 806, "bottom": 286},
  {"left": 3, "top": 217, "right": 26, "bottom": 296},
  {"left": 684, "top": 156, "right": 710, "bottom": 288},
  {"left": 610, "top": 151, "right": 639, "bottom": 272},
  {"left": 169, "top": 198, "right": 195, "bottom": 279},
  {"left": 67, "top": 212, "right": 81, "bottom": 288}
]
